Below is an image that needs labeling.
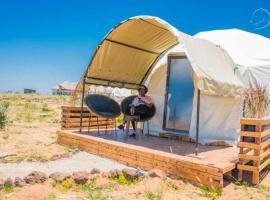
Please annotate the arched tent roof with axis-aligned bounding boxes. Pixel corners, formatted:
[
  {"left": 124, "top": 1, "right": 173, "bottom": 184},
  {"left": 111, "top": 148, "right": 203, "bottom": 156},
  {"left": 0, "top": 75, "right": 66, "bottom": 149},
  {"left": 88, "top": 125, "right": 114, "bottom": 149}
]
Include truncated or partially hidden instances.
[
  {"left": 80, "top": 16, "right": 244, "bottom": 96},
  {"left": 83, "top": 16, "right": 180, "bottom": 89}
]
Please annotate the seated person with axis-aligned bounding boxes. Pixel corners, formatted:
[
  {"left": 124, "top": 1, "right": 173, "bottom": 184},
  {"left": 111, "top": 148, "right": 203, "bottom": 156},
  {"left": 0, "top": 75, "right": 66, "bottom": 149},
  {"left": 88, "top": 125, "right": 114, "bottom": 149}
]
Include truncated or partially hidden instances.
[{"left": 118, "top": 85, "right": 153, "bottom": 137}]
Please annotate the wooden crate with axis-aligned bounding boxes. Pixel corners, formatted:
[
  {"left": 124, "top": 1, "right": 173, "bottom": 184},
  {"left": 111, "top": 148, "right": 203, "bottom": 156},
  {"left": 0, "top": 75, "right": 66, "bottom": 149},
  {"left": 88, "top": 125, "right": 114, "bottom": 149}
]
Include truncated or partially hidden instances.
[
  {"left": 238, "top": 117, "right": 270, "bottom": 184},
  {"left": 61, "top": 106, "right": 115, "bottom": 130}
]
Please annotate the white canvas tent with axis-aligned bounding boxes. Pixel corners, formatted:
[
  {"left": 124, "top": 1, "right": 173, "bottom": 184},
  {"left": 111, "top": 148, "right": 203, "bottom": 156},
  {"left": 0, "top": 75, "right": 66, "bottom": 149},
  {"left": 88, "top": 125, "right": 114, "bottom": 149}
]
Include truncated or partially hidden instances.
[
  {"left": 195, "top": 29, "right": 270, "bottom": 116},
  {"left": 80, "top": 16, "right": 245, "bottom": 145},
  {"left": 89, "top": 85, "right": 131, "bottom": 102},
  {"left": 195, "top": 29, "right": 270, "bottom": 90}
]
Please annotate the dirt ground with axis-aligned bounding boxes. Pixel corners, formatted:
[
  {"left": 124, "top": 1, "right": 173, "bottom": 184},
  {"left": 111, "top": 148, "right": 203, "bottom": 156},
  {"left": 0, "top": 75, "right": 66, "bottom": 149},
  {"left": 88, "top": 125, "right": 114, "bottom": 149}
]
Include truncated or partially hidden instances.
[
  {"left": 1, "top": 174, "right": 270, "bottom": 200},
  {"left": 1, "top": 93, "right": 270, "bottom": 200},
  {"left": 0, "top": 93, "right": 76, "bottom": 162}
]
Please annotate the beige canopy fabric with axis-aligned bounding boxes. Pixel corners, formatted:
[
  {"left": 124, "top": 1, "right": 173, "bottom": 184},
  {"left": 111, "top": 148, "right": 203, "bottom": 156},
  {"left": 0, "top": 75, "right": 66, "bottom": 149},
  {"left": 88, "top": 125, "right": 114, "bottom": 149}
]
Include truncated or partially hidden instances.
[
  {"left": 84, "top": 16, "right": 180, "bottom": 89},
  {"left": 79, "top": 16, "right": 244, "bottom": 96}
]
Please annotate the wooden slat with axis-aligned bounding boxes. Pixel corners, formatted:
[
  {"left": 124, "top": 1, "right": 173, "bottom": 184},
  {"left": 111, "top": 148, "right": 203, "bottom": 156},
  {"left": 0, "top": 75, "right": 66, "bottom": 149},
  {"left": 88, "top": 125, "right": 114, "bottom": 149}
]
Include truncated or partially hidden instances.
[
  {"left": 260, "top": 158, "right": 270, "bottom": 172},
  {"left": 240, "top": 131, "right": 261, "bottom": 138},
  {"left": 238, "top": 142, "right": 261, "bottom": 150},
  {"left": 63, "top": 117, "right": 113, "bottom": 123},
  {"left": 62, "top": 106, "right": 89, "bottom": 111},
  {"left": 261, "top": 148, "right": 270, "bottom": 160},
  {"left": 240, "top": 118, "right": 262, "bottom": 126},
  {"left": 237, "top": 164, "right": 258, "bottom": 172},
  {"left": 62, "top": 112, "right": 92, "bottom": 117},
  {"left": 238, "top": 153, "right": 260, "bottom": 161},
  {"left": 262, "top": 129, "right": 270, "bottom": 138},
  {"left": 261, "top": 140, "right": 270, "bottom": 149}
]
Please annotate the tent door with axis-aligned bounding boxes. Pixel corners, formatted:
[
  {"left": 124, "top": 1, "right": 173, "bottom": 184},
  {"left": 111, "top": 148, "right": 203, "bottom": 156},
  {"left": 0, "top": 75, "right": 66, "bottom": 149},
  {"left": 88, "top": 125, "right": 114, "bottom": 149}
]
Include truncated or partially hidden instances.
[{"left": 163, "top": 55, "right": 194, "bottom": 134}]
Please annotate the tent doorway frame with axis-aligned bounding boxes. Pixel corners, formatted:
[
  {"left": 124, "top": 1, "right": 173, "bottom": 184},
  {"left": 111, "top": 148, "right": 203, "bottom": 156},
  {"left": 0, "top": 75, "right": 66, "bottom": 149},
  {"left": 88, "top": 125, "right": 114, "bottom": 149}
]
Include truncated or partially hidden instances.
[{"left": 162, "top": 55, "right": 194, "bottom": 134}]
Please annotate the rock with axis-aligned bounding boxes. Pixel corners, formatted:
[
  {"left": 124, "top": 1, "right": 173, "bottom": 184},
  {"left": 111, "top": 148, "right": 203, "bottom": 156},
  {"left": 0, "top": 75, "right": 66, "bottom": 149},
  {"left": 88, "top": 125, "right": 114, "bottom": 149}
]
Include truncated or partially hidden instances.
[
  {"left": 24, "top": 171, "right": 47, "bottom": 184},
  {"left": 51, "top": 153, "right": 71, "bottom": 161},
  {"left": 148, "top": 169, "right": 167, "bottom": 180},
  {"left": 170, "top": 180, "right": 183, "bottom": 190},
  {"left": 122, "top": 168, "right": 143, "bottom": 180},
  {"left": 90, "top": 168, "right": 100, "bottom": 174},
  {"left": 72, "top": 171, "right": 91, "bottom": 184},
  {"left": 49, "top": 172, "right": 71, "bottom": 183},
  {"left": 50, "top": 154, "right": 61, "bottom": 161},
  {"left": 60, "top": 153, "right": 70, "bottom": 159},
  {"left": 108, "top": 169, "right": 121, "bottom": 178},
  {"left": 4, "top": 178, "right": 14, "bottom": 187},
  {"left": 14, "top": 177, "right": 26, "bottom": 187}
]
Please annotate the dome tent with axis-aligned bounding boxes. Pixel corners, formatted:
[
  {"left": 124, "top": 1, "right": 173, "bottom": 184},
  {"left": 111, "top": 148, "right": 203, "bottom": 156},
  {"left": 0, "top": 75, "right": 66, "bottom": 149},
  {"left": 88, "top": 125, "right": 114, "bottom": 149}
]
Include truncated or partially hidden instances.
[
  {"left": 195, "top": 29, "right": 270, "bottom": 116},
  {"left": 195, "top": 29, "right": 270, "bottom": 90},
  {"left": 79, "top": 16, "right": 244, "bottom": 145}
]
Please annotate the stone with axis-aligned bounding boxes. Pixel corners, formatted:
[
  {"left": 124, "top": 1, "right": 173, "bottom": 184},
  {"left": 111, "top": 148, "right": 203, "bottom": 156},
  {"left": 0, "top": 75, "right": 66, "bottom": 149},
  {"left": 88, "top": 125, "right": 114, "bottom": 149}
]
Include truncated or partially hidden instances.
[
  {"left": 14, "top": 177, "right": 26, "bottom": 187},
  {"left": 148, "top": 169, "right": 167, "bottom": 180},
  {"left": 72, "top": 171, "right": 91, "bottom": 184},
  {"left": 24, "top": 171, "right": 47, "bottom": 184},
  {"left": 60, "top": 153, "right": 70, "bottom": 159},
  {"left": 50, "top": 154, "right": 61, "bottom": 161},
  {"left": 4, "top": 178, "right": 14, "bottom": 187},
  {"left": 49, "top": 172, "right": 71, "bottom": 183},
  {"left": 90, "top": 168, "right": 100, "bottom": 174},
  {"left": 170, "top": 180, "right": 183, "bottom": 190},
  {"left": 122, "top": 168, "right": 143, "bottom": 180},
  {"left": 108, "top": 169, "right": 121, "bottom": 178}
]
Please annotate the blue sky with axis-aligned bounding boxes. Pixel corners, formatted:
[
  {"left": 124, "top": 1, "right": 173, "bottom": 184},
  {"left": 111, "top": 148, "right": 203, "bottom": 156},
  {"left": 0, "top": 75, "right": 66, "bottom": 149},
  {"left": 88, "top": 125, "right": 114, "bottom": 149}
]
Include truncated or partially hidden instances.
[{"left": 0, "top": 0, "right": 269, "bottom": 93}]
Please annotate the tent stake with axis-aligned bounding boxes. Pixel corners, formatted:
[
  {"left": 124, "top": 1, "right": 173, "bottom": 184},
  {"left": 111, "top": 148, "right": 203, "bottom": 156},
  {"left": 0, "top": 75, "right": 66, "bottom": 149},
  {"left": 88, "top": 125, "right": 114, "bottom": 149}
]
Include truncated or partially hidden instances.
[
  {"left": 195, "top": 89, "right": 200, "bottom": 156},
  {"left": 79, "top": 77, "right": 86, "bottom": 132}
]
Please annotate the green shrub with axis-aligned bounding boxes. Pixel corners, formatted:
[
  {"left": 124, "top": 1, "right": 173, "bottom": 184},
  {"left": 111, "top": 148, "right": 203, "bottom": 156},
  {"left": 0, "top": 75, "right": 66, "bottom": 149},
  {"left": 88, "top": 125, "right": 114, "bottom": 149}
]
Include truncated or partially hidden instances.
[
  {"left": 3, "top": 183, "right": 14, "bottom": 193},
  {"left": 42, "top": 104, "right": 51, "bottom": 112},
  {"left": 61, "top": 178, "right": 74, "bottom": 190},
  {"left": 0, "top": 100, "right": 9, "bottom": 129},
  {"left": 117, "top": 173, "right": 134, "bottom": 185},
  {"left": 200, "top": 186, "right": 221, "bottom": 199}
]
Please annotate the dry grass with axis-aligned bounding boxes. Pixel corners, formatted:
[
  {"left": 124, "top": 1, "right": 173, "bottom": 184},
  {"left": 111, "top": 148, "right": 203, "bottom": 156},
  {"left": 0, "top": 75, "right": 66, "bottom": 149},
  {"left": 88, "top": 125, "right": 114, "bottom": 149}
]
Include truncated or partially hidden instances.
[
  {"left": 243, "top": 86, "right": 270, "bottom": 118},
  {"left": 0, "top": 93, "right": 72, "bottom": 162}
]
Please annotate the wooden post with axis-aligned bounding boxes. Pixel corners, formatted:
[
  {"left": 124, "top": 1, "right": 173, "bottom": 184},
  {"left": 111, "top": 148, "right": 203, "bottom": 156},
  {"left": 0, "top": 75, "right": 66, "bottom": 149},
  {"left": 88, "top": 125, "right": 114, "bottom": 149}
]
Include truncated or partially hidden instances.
[
  {"left": 195, "top": 89, "right": 200, "bottom": 156},
  {"left": 252, "top": 124, "right": 262, "bottom": 184},
  {"left": 79, "top": 77, "right": 86, "bottom": 132}
]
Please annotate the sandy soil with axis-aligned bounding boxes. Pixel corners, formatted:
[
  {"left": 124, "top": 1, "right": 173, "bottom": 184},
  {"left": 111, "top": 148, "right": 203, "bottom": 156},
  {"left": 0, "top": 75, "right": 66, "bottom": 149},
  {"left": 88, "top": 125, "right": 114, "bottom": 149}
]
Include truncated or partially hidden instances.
[
  {"left": 0, "top": 94, "right": 71, "bottom": 162},
  {"left": 1, "top": 175, "right": 270, "bottom": 200}
]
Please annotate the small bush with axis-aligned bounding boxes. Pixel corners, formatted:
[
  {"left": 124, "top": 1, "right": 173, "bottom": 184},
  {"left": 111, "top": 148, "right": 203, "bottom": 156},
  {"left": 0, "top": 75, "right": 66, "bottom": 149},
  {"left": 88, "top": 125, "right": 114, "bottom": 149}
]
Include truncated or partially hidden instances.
[
  {"left": 61, "top": 178, "right": 74, "bottom": 190},
  {"left": 0, "top": 100, "right": 9, "bottom": 129},
  {"left": 3, "top": 183, "right": 14, "bottom": 193},
  {"left": 42, "top": 104, "right": 51, "bottom": 112},
  {"left": 82, "top": 178, "right": 108, "bottom": 200},
  {"left": 117, "top": 173, "right": 133, "bottom": 185},
  {"left": 200, "top": 186, "right": 221, "bottom": 200}
]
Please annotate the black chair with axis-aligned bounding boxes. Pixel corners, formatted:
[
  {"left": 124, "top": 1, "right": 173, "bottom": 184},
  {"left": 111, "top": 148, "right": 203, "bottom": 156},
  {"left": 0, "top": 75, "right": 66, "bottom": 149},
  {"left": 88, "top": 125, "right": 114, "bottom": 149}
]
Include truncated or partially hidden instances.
[
  {"left": 120, "top": 95, "right": 156, "bottom": 135},
  {"left": 84, "top": 94, "right": 121, "bottom": 135}
]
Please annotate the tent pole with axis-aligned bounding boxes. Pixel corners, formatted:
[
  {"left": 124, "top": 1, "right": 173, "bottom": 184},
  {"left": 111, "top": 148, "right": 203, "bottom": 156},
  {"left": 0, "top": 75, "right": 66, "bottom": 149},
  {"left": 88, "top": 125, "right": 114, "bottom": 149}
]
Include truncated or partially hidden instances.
[
  {"left": 195, "top": 89, "right": 200, "bottom": 156},
  {"left": 79, "top": 77, "right": 86, "bottom": 133}
]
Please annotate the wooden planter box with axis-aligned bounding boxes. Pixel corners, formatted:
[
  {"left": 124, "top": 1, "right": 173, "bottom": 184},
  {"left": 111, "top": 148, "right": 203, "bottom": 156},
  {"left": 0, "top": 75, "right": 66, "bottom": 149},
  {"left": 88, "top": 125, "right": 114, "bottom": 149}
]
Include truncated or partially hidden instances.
[
  {"left": 61, "top": 106, "right": 115, "bottom": 130},
  {"left": 238, "top": 117, "right": 270, "bottom": 184}
]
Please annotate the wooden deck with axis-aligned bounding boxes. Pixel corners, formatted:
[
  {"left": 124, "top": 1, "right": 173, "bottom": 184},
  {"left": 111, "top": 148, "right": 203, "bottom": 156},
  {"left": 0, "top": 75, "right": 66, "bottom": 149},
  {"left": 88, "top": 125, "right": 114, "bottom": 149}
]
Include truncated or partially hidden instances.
[{"left": 57, "top": 130, "right": 238, "bottom": 189}]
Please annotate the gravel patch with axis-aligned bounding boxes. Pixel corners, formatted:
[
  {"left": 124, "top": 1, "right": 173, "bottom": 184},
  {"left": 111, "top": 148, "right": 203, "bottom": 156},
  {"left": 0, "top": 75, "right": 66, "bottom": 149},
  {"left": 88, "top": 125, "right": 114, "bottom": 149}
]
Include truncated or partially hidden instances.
[{"left": 0, "top": 152, "right": 128, "bottom": 179}]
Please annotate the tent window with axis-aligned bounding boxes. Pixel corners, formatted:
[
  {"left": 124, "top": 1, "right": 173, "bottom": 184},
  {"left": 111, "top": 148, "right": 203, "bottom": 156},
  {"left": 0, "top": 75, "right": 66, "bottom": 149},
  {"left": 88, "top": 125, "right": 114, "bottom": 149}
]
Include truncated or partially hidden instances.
[{"left": 163, "top": 56, "right": 194, "bottom": 133}]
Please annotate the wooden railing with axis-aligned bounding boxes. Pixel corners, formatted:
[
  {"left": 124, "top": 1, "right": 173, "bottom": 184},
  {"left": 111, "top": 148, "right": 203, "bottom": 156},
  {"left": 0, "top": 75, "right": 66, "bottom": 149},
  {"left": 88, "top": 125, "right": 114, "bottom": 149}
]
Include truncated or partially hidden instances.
[
  {"left": 238, "top": 117, "right": 270, "bottom": 184},
  {"left": 61, "top": 106, "right": 115, "bottom": 130}
]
